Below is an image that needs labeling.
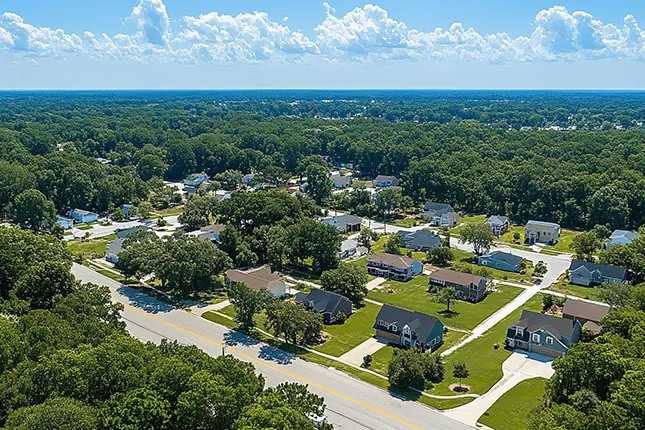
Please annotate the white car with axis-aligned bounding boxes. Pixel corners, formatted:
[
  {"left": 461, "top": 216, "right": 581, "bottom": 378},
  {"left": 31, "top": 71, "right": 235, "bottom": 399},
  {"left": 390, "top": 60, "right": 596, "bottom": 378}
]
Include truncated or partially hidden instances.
[{"left": 305, "top": 412, "right": 328, "bottom": 428}]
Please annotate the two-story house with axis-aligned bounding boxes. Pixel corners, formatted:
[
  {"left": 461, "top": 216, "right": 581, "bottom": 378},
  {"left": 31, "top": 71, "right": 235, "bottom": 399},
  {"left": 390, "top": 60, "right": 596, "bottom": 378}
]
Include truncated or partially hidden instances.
[
  {"left": 429, "top": 269, "right": 488, "bottom": 302},
  {"left": 422, "top": 202, "right": 459, "bottom": 227},
  {"left": 562, "top": 298, "right": 610, "bottom": 334},
  {"left": 373, "top": 175, "right": 399, "bottom": 187},
  {"left": 397, "top": 229, "right": 442, "bottom": 252},
  {"left": 485, "top": 215, "right": 510, "bottom": 236},
  {"left": 478, "top": 251, "right": 524, "bottom": 273},
  {"left": 374, "top": 304, "right": 444, "bottom": 351},
  {"left": 320, "top": 214, "right": 362, "bottom": 233},
  {"left": 568, "top": 260, "right": 628, "bottom": 286},
  {"left": 296, "top": 289, "right": 353, "bottom": 324},
  {"left": 225, "top": 266, "right": 286, "bottom": 299},
  {"left": 507, "top": 310, "right": 582, "bottom": 357},
  {"left": 525, "top": 220, "right": 560, "bottom": 245},
  {"left": 366, "top": 253, "right": 423, "bottom": 281},
  {"left": 183, "top": 173, "right": 209, "bottom": 187}
]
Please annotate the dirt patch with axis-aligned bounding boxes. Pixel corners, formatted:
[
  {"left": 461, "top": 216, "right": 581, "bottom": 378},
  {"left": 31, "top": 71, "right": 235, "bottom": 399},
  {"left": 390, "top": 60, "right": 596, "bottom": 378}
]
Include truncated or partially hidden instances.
[{"left": 449, "top": 383, "right": 471, "bottom": 393}]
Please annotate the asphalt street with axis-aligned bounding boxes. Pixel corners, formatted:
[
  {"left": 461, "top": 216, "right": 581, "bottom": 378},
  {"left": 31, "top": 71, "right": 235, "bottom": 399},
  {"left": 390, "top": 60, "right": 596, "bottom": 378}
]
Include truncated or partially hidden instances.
[{"left": 72, "top": 263, "right": 474, "bottom": 430}]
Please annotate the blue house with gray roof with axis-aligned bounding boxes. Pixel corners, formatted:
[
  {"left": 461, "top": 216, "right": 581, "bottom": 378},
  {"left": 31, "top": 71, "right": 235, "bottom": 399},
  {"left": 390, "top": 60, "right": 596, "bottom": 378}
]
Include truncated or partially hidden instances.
[
  {"left": 606, "top": 230, "right": 640, "bottom": 248},
  {"left": 507, "top": 310, "right": 581, "bottom": 357},
  {"left": 568, "top": 260, "right": 628, "bottom": 286},
  {"left": 397, "top": 229, "right": 441, "bottom": 251},
  {"left": 478, "top": 251, "right": 524, "bottom": 273},
  {"left": 69, "top": 208, "right": 99, "bottom": 223}
]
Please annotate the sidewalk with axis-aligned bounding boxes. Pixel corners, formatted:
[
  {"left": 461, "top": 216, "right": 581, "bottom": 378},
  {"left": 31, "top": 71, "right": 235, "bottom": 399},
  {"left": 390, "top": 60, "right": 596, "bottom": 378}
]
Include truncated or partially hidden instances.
[
  {"left": 190, "top": 299, "right": 231, "bottom": 316},
  {"left": 366, "top": 277, "right": 387, "bottom": 290}
]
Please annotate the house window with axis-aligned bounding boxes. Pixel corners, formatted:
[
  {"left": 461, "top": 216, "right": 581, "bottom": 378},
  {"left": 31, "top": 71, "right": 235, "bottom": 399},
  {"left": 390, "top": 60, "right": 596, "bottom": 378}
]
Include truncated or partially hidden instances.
[
  {"left": 391, "top": 324, "right": 398, "bottom": 333},
  {"left": 546, "top": 336, "right": 554, "bottom": 345},
  {"left": 532, "top": 333, "right": 540, "bottom": 343},
  {"left": 516, "top": 327, "right": 523, "bottom": 336},
  {"left": 377, "top": 320, "right": 387, "bottom": 327}
]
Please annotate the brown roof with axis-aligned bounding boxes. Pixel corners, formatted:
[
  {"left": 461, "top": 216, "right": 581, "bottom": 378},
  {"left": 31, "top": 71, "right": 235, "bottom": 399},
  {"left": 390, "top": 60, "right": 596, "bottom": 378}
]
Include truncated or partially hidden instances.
[
  {"left": 562, "top": 299, "right": 610, "bottom": 324},
  {"left": 225, "top": 266, "right": 284, "bottom": 291},
  {"left": 583, "top": 320, "right": 602, "bottom": 334},
  {"left": 202, "top": 224, "right": 226, "bottom": 234},
  {"left": 430, "top": 269, "right": 485, "bottom": 285},
  {"left": 367, "top": 253, "right": 419, "bottom": 269}
]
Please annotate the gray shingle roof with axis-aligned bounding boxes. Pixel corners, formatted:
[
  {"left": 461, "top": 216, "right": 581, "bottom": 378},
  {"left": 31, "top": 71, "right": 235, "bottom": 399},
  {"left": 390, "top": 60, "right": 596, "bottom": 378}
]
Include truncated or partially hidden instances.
[
  {"left": 397, "top": 229, "right": 441, "bottom": 249},
  {"left": 526, "top": 220, "right": 560, "bottom": 229},
  {"left": 295, "top": 288, "right": 351, "bottom": 316},
  {"left": 610, "top": 230, "right": 640, "bottom": 242},
  {"left": 106, "top": 237, "right": 124, "bottom": 255},
  {"left": 569, "top": 260, "right": 627, "bottom": 281},
  {"left": 480, "top": 251, "right": 523, "bottom": 266},
  {"left": 320, "top": 214, "right": 362, "bottom": 230},
  {"left": 485, "top": 215, "right": 509, "bottom": 226},
  {"left": 374, "top": 304, "right": 442, "bottom": 344},
  {"left": 423, "top": 202, "right": 454, "bottom": 214},
  {"left": 509, "top": 310, "right": 577, "bottom": 339}
]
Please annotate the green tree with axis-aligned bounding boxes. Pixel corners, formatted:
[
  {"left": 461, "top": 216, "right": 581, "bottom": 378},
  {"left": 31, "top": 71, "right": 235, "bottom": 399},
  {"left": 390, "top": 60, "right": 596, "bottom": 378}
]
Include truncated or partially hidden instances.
[
  {"left": 426, "top": 246, "right": 454, "bottom": 265},
  {"left": 228, "top": 283, "right": 273, "bottom": 330},
  {"left": 320, "top": 263, "right": 368, "bottom": 305},
  {"left": 593, "top": 224, "right": 612, "bottom": 240},
  {"left": 305, "top": 164, "right": 332, "bottom": 205},
  {"left": 236, "top": 243, "right": 259, "bottom": 268},
  {"left": 571, "top": 231, "right": 600, "bottom": 261},
  {"left": 101, "top": 388, "right": 171, "bottom": 430},
  {"left": 179, "top": 195, "right": 219, "bottom": 231},
  {"left": 459, "top": 223, "right": 495, "bottom": 255},
  {"left": 358, "top": 228, "right": 377, "bottom": 252},
  {"left": 534, "top": 261, "right": 548, "bottom": 277},
  {"left": 388, "top": 349, "right": 426, "bottom": 390},
  {"left": 434, "top": 286, "right": 457, "bottom": 312},
  {"left": 138, "top": 201, "right": 153, "bottom": 219},
  {"left": 111, "top": 207, "right": 126, "bottom": 221},
  {"left": 12, "top": 189, "right": 56, "bottom": 230},
  {"left": 452, "top": 363, "right": 469, "bottom": 390},
  {"left": 513, "top": 231, "right": 521, "bottom": 243},
  {"left": 136, "top": 154, "right": 168, "bottom": 181},
  {"left": 384, "top": 233, "right": 402, "bottom": 255},
  {"left": 598, "top": 281, "right": 632, "bottom": 309},
  {"left": 4, "top": 398, "right": 99, "bottom": 430},
  {"left": 214, "top": 169, "right": 243, "bottom": 191}
]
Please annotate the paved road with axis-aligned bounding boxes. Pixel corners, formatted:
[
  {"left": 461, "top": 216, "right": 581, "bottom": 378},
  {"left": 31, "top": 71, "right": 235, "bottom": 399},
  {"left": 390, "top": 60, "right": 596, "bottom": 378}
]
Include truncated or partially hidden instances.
[
  {"left": 72, "top": 263, "right": 474, "bottom": 430},
  {"left": 65, "top": 215, "right": 182, "bottom": 240}
]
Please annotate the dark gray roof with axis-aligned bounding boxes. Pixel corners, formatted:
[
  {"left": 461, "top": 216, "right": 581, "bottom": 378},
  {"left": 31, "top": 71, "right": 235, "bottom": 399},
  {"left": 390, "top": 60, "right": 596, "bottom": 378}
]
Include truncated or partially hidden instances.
[
  {"left": 610, "top": 230, "right": 640, "bottom": 241},
  {"left": 398, "top": 229, "right": 441, "bottom": 249},
  {"left": 526, "top": 220, "right": 560, "bottom": 229},
  {"left": 480, "top": 251, "right": 523, "bottom": 266},
  {"left": 485, "top": 215, "right": 509, "bottom": 226},
  {"left": 374, "top": 304, "right": 442, "bottom": 344},
  {"left": 296, "top": 289, "right": 351, "bottom": 315},
  {"left": 569, "top": 260, "right": 627, "bottom": 280},
  {"left": 374, "top": 175, "right": 397, "bottom": 182},
  {"left": 320, "top": 214, "right": 362, "bottom": 230},
  {"left": 509, "top": 310, "right": 577, "bottom": 339},
  {"left": 115, "top": 225, "right": 151, "bottom": 238},
  {"left": 423, "top": 202, "right": 454, "bottom": 214}
]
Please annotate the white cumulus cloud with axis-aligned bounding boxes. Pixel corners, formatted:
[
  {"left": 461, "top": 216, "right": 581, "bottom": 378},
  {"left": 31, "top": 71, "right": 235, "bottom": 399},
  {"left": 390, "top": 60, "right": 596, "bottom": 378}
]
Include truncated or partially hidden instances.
[{"left": 129, "top": 0, "right": 171, "bottom": 46}]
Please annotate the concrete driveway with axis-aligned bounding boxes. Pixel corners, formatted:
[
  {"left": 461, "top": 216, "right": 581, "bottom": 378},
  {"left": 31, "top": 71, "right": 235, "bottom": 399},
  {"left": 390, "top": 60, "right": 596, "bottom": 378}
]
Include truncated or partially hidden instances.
[
  {"left": 339, "top": 337, "right": 389, "bottom": 366},
  {"left": 443, "top": 351, "right": 554, "bottom": 427}
]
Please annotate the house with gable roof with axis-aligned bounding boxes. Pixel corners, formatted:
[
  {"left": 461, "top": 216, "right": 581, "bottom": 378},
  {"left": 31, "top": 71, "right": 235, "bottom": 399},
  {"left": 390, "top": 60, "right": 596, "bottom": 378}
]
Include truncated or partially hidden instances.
[
  {"left": 366, "top": 253, "right": 423, "bottom": 281},
  {"left": 295, "top": 289, "right": 353, "bottom": 324},
  {"left": 485, "top": 215, "right": 510, "bottom": 236},
  {"left": 568, "top": 260, "right": 628, "bottom": 286},
  {"left": 422, "top": 202, "right": 459, "bottom": 227},
  {"left": 374, "top": 304, "right": 444, "bottom": 351},
  {"left": 507, "top": 310, "right": 582, "bottom": 357},
  {"left": 606, "top": 229, "right": 640, "bottom": 248}
]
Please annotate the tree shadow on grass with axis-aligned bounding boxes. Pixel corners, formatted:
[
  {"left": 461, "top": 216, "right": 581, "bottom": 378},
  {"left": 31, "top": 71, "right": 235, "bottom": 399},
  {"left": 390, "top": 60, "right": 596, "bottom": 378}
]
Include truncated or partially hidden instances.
[
  {"left": 223, "top": 330, "right": 261, "bottom": 348},
  {"left": 438, "top": 309, "right": 460, "bottom": 319}
]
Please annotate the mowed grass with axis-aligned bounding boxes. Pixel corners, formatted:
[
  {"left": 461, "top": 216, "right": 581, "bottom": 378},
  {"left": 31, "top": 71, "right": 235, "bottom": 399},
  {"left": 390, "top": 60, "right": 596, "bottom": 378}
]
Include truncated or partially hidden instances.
[
  {"left": 313, "top": 301, "right": 382, "bottom": 356},
  {"left": 498, "top": 225, "right": 526, "bottom": 245},
  {"left": 548, "top": 229, "right": 580, "bottom": 253},
  {"left": 428, "top": 295, "right": 543, "bottom": 396},
  {"left": 367, "top": 275, "right": 523, "bottom": 331},
  {"left": 547, "top": 278, "right": 605, "bottom": 302},
  {"left": 479, "top": 377, "right": 547, "bottom": 430},
  {"left": 66, "top": 233, "right": 116, "bottom": 259}
]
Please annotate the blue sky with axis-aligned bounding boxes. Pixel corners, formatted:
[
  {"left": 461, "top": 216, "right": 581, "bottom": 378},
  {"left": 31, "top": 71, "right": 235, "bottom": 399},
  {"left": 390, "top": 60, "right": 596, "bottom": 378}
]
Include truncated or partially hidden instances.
[{"left": 1, "top": 0, "right": 645, "bottom": 89}]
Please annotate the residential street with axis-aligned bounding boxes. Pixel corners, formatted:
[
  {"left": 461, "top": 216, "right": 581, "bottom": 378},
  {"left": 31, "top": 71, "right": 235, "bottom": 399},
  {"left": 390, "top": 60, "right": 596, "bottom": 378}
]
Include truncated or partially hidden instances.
[
  {"left": 65, "top": 215, "right": 182, "bottom": 240},
  {"left": 72, "top": 263, "right": 474, "bottom": 430}
]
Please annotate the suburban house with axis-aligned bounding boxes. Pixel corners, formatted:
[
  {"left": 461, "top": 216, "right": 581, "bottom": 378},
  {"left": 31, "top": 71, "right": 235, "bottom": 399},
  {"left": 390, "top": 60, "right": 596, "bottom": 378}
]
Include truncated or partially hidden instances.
[
  {"left": 506, "top": 310, "right": 582, "bottom": 357},
  {"left": 429, "top": 269, "right": 488, "bottom": 302},
  {"left": 367, "top": 253, "right": 423, "bottom": 281},
  {"left": 225, "top": 266, "right": 286, "bottom": 299},
  {"left": 183, "top": 173, "right": 209, "bottom": 187},
  {"left": 562, "top": 298, "right": 610, "bottom": 334},
  {"left": 56, "top": 216, "right": 74, "bottom": 230},
  {"left": 524, "top": 220, "right": 560, "bottom": 245},
  {"left": 606, "top": 229, "right": 640, "bottom": 248},
  {"left": 210, "top": 189, "right": 232, "bottom": 202},
  {"left": 115, "top": 225, "right": 151, "bottom": 239},
  {"left": 241, "top": 173, "right": 255, "bottom": 186},
  {"left": 331, "top": 175, "right": 351, "bottom": 188},
  {"left": 568, "top": 260, "right": 628, "bottom": 286},
  {"left": 340, "top": 238, "right": 366, "bottom": 260},
  {"left": 119, "top": 204, "right": 136, "bottom": 217},
  {"left": 187, "top": 223, "right": 226, "bottom": 243},
  {"left": 320, "top": 214, "right": 362, "bottom": 233},
  {"left": 478, "top": 251, "right": 524, "bottom": 273},
  {"left": 422, "top": 202, "right": 459, "bottom": 227},
  {"left": 485, "top": 215, "right": 510, "bottom": 236},
  {"left": 373, "top": 304, "right": 444, "bottom": 351},
  {"left": 69, "top": 209, "right": 99, "bottom": 223},
  {"left": 374, "top": 175, "right": 399, "bottom": 187},
  {"left": 105, "top": 237, "right": 125, "bottom": 264},
  {"left": 397, "top": 229, "right": 442, "bottom": 251},
  {"left": 295, "top": 289, "right": 353, "bottom": 324}
]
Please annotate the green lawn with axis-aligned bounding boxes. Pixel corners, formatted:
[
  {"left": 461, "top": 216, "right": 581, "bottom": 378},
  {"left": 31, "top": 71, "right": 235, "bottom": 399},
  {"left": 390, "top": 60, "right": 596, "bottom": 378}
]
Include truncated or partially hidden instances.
[
  {"left": 498, "top": 225, "right": 526, "bottom": 245},
  {"left": 428, "top": 295, "right": 543, "bottom": 396},
  {"left": 66, "top": 234, "right": 116, "bottom": 259},
  {"left": 78, "top": 224, "right": 94, "bottom": 231},
  {"left": 447, "top": 260, "right": 534, "bottom": 284},
  {"left": 479, "top": 377, "right": 547, "bottom": 430},
  {"left": 459, "top": 214, "right": 487, "bottom": 225},
  {"left": 313, "top": 302, "right": 382, "bottom": 356},
  {"left": 151, "top": 205, "right": 185, "bottom": 218},
  {"left": 282, "top": 266, "right": 322, "bottom": 285},
  {"left": 367, "top": 276, "right": 523, "bottom": 331},
  {"left": 218, "top": 305, "right": 270, "bottom": 331},
  {"left": 548, "top": 229, "right": 580, "bottom": 253},
  {"left": 547, "top": 278, "right": 604, "bottom": 302}
]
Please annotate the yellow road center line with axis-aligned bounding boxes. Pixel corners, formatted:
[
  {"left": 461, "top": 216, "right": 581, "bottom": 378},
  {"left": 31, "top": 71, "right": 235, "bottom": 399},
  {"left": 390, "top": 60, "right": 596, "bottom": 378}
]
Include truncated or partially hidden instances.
[{"left": 124, "top": 303, "right": 425, "bottom": 430}]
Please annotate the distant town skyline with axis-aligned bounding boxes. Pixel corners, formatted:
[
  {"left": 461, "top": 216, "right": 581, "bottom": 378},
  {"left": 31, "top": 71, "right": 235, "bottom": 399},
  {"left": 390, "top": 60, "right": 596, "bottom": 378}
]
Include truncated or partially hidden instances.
[{"left": 1, "top": 0, "right": 645, "bottom": 89}]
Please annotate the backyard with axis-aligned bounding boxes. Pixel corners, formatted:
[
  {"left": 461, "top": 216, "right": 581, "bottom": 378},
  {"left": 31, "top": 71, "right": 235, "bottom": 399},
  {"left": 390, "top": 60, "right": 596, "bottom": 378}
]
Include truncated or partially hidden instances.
[
  {"left": 547, "top": 278, "right": 604, "bottom": 302},
  {"left": 66, "top": 233, "right": 116, "bottom": 259},
  {"left": 479, "top": 377, "right": 548, "bottom": 430},
  {"left": 313, "top": 302, "right": 382, "bottom": 356},
  {"left": 367, "top": 275, "right": 524, "bottom": 331}
]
